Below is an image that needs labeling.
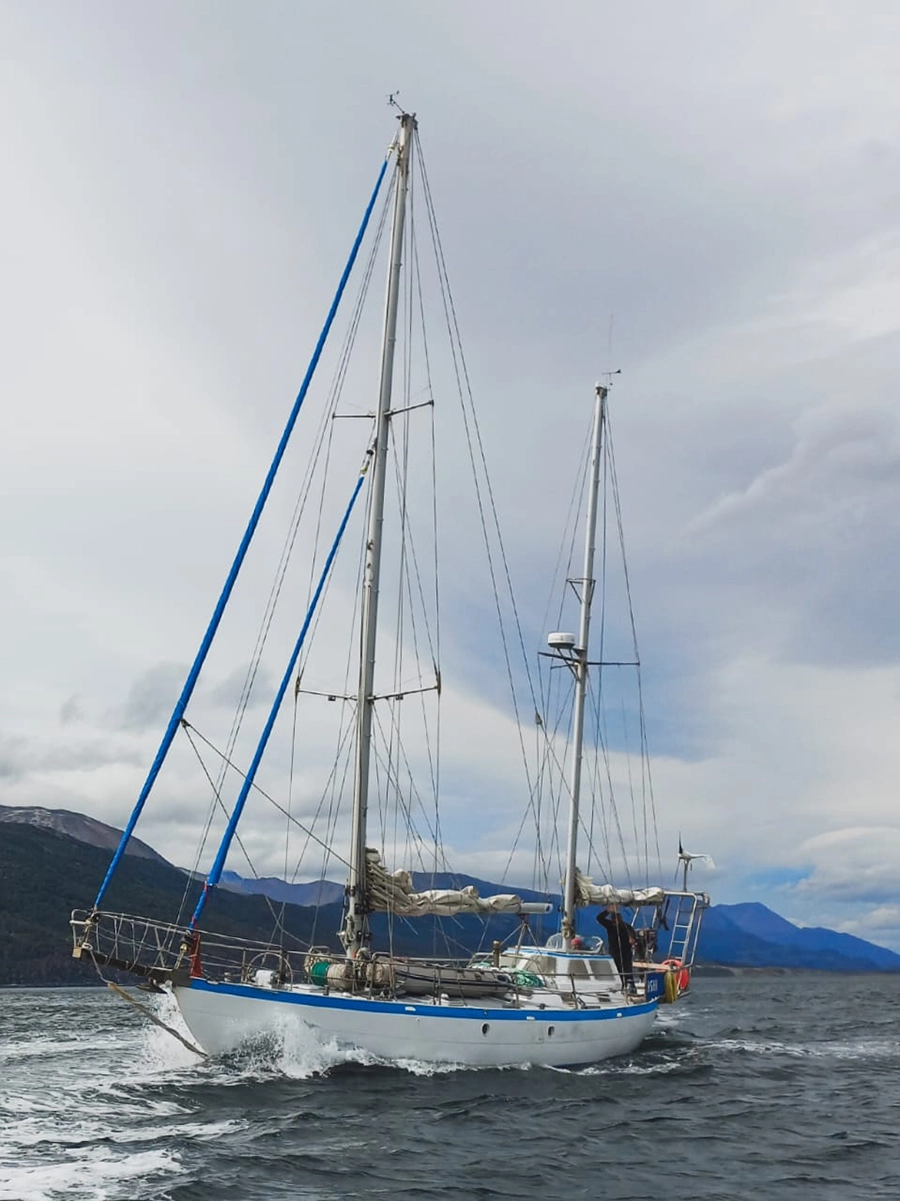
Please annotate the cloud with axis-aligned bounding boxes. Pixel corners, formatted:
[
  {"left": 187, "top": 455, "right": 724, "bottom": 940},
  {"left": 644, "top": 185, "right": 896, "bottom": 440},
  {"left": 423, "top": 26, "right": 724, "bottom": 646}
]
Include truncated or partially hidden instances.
[
  {"left": 0, "top": 735, "right": 27, "bottom": 782},
  {"left": 849, "top": 904, "right": 900, "bottom": 948},
  {"left": 0, "top": 729, "right": 147, "bottom": 803},
  {"left": 681, "top": 398, "right": 900, "bottom": 669},
  {"left": 208, "top": 663, "right": 276, "bottom": 712},
  {"left": 118, "top": 663, "right": 187, "bottom": 732},
  {"left": 59, "top": 695, "right": 84, "bottom": 725},
  {"left": 792, "top": 827, "right": 900, "bottom": 907}
]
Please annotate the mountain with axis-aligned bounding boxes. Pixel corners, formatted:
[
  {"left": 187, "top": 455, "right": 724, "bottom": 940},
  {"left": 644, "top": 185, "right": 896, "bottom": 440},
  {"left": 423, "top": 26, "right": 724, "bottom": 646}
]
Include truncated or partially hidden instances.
[
  {"left": 407, "top": 871, "right": 553, "bottom": 904},
  {"left": 218, "top": 869, "right": 553, "bottom": 909},
  {"left": 219, "top": 870, "right": 345, "bottom": 907},
  {"left": 0, "top": 822, "right": 334, "bottom": 987},
  {"left": 223, "top": 869, "right": 900, "bottom": 973},
  {"left": 698, "top": 902, "right": 900, "bottom": 973},
  {"left": 2, "top": 809, "right": 898, "bottom": 985},
  {"left": 221, "top": 870, "right": 560, "bottom": 955},
  {"left": 0, "top": 804, "right": 168, "bottom": 865}
]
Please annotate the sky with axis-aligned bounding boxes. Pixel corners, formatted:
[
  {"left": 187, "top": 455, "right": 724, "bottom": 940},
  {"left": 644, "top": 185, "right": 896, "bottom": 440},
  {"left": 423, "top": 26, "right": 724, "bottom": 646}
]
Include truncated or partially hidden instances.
[{"left": 2, "top": 2, "right": 899, "bottom": 949}]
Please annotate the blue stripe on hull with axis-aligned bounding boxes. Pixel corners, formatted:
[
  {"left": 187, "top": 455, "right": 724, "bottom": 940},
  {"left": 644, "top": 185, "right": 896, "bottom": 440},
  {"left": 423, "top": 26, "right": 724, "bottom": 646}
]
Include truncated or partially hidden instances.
[{"left": 184, "top": 978, "right": 657, "bottom": 1022}]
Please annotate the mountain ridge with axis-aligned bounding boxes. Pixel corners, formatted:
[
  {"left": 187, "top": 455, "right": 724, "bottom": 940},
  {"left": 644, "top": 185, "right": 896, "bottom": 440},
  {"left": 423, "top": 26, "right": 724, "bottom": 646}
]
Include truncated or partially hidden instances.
[
  {"left": 0, "top": 804, "right": 169, "bottom": 865},
  {"left": 1, "top": 804, "right": 897, "bottom": 979}
]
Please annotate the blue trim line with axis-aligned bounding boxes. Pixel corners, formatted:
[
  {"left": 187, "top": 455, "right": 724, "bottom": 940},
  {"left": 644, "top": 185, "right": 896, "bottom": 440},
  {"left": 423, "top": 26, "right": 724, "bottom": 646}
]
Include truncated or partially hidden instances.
[
  {"left": 190, "top": 466, "right": 369, "bottom": 929},
  {"left": 184, "top": 978, "right": 658, "bottom": 1022},
  {"left": 93, "top": 157, "right": 390, "bottom": 909}
]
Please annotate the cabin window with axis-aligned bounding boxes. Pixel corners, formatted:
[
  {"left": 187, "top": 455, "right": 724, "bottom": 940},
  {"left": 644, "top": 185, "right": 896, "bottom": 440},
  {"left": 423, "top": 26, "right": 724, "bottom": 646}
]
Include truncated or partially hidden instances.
[{"left": 589, "top": 959, "right": 616, "bottom": 979}]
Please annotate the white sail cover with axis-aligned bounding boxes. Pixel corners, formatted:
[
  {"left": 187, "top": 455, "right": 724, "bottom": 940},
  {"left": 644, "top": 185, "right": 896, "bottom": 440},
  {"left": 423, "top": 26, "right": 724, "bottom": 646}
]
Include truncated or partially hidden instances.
[
  {"left": 366, "top": 850, "right": 528, "bottom": 916},
  {"left": 573, "top": 869, "right": 665, "bottom": 907}
]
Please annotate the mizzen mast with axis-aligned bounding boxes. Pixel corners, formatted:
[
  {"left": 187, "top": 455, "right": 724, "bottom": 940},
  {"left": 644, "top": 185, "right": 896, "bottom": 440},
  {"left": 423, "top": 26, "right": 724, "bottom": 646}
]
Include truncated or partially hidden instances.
[
  {"left": 559, "top": 383, "right": 607, "bottom": 947},
  {"left": 342, "top": 112, "right": 417, "bottom": 954}
]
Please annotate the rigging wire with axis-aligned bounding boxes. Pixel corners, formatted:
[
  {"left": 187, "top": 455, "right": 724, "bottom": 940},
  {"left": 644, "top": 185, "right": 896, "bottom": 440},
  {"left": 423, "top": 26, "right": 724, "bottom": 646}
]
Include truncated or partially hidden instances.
[
  {"left": 407, "top": 206, "right": 443, "bottom": 886},
  {"left": 181, "top": 722, "right": 303, "bottom": 943},
  {"left": 176, "top": 169, "right": 394, "bottom": 938},
  {"left": 384, "top": 173, "right": 415, "bottom": 923},
  {"left": 182, "top": 721, "right": 352, "bottom": 871},
  {"left": 182, "top": 174, "right": 397, "bottom": 901},
  {"left": 530, "top": 394, "right": 664, "bottom": 899},
  {"left": 221, "top": 175, "right": 394, "bottom": 762},
  {"left": 533, "top": 408, "right": 595, "bottom": 894},
  {"left": 606, "top": 408, "right": 663, "bottom": 882},
  {"left": 93, "top": 152, "right": 392, "bottom": 909},
  {"left": 414, "top": 129, "right": 554, "bottom": 890},
  {"left": 176, "top": 122, "right": 664, "bottom": 951}
]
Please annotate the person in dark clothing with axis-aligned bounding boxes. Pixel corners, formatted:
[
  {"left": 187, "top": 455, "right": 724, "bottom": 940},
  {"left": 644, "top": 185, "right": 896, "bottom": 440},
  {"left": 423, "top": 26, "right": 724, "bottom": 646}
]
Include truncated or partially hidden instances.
[{"left": 596, "top": 904, "right": 636, "bottom": 992}]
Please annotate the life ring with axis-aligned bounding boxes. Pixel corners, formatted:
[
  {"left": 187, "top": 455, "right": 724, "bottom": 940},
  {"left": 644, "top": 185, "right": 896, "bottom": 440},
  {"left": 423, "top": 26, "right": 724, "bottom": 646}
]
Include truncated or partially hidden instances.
[{"left": 661, "top": 958, "right": 690, "bottom": 993}]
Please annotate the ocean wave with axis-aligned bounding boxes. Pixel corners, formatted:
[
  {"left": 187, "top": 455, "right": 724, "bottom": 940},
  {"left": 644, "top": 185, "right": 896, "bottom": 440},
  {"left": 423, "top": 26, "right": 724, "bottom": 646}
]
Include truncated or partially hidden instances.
[
  {"left": 703, "top": 1034, "right": 900, "bottom": 1061},
  {"left": 0, "top": 1147, "right": 182, "bottom": 1201},
  {"left": 4, "top": 1117, "right": 243, "bottom": 1153}
]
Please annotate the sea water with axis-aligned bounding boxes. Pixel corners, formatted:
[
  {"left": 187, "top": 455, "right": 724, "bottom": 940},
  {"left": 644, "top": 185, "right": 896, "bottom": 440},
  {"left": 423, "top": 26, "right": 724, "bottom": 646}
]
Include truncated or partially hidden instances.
[{"left": 1, "top": 974, "right": 897, "bottom": 1200}]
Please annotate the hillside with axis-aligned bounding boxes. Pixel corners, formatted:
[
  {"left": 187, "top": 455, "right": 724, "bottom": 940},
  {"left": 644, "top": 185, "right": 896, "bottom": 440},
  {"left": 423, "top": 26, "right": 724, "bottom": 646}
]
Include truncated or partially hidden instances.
[
  {"left": 0, "top": 803, "right": 168, "bottom": 864},
  {"left": 223, "top": 868, "right": 900, "bottom": 973},
  {"left": 219, "top": 870, "right": 345, "bottom": 907},
  {"left": 0, "top": 823, "right": 336, "bottom": 986},
  {"left": 217, "top": 868, "right": 554, "bottom": 910},
  {"left": 2, "top": 812, "right": 898, "bottom": 985},
  {"left": 699, "top": 903, "right": 900, "bottom": 973}
]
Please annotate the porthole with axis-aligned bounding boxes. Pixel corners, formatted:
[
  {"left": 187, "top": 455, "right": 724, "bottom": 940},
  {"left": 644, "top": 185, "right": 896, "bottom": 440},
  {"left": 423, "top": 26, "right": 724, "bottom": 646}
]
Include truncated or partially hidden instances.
[
  {"left": 548, "top": 1026, "right": 556, "bottom": 1037},
  {"left": 482, "top": 1023, "right": 490, "bottom": 1035}
]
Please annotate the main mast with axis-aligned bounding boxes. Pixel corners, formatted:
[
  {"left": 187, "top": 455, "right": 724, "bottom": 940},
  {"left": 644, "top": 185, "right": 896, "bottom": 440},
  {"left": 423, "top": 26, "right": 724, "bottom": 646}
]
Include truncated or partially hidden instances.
[
  {"left": 561, "top": 383, "right": 607, "bottom": 947},
  {"left": 342, "top": 113, "right": 416, "bottom": 954}
]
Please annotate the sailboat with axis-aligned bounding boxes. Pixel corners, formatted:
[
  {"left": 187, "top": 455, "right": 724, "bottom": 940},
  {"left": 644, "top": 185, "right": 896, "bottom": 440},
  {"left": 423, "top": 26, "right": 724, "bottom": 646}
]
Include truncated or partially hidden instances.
[{"left": 71, "top": 112, "right": 709, "bottom": 1068}]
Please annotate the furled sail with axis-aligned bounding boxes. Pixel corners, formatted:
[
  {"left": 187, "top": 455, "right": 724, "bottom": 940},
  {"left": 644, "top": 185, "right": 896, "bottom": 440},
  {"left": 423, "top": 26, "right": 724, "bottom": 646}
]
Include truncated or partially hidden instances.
[
  {"left": 573, "top": 868, "right": 665, "bottom": 907},
  {"left": 366, "top": 850, "right": 547, "bottom": 916}
]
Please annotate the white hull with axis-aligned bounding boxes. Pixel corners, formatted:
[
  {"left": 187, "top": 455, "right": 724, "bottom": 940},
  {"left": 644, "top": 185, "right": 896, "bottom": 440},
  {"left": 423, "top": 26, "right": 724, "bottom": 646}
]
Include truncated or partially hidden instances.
[{"left": 174, "top": 978, "right": 658, "bottom": 1068}]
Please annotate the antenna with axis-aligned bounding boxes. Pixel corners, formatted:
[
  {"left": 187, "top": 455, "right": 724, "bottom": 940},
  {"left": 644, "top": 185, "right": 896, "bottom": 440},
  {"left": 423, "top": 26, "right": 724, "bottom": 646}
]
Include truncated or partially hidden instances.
[{"left": 602, "top": 314, "right": 621, "bottom": 390}]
